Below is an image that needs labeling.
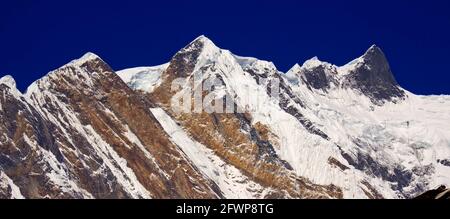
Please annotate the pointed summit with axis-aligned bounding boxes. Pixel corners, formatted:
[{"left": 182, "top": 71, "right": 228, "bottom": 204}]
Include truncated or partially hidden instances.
[
  {"left": 361, "top": 44, "right": 387, "bottom": 64},
  {"left": 342, "top": 44, "right": 405, "bottom": 104},
  {"left": 67, "top": 52, "right": 102, "bottom": 67},
  {"left": 366, "top": 44, "right": 380, "bottom": 52},
  {"left": 286, "top": 63, "right": 301, "bottom": 75},
  {"left": 0, "top": 75, "right": 22, "bottom": 97},
  {"left": 358, "top": 44, "right": 393, "bottom": 81},
  {"left": 167, "top": 35, "right": 222, "bottom": 77},
  {"left": 284, "top": 64, "right": 301, "bottom": 84},
  {"left": 339, "top": 44, "right": 388, "bottom": 75},
  {"left": 79, "top": 52, "right": 101, "bottom": 61},
  {"left": 192, "top": 35, "right": 213, "bottom": 44},
  {"left": 301, "top": 56, "right": 327, "bottom": 69},
  {"left": 180, "top": 35, "right": 219, "bottom": 54}
]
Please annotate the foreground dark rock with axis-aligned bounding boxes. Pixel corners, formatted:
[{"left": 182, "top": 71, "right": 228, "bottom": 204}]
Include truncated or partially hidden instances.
[{"left": 415, "top": 185, "right": 450, "bottom": 199}]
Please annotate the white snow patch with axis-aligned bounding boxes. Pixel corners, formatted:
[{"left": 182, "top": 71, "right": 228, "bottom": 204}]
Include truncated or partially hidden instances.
[
  {"left": 301, "top": 56, "right": 325, "bottom": 69},
  {"left": 116, "top": 63, "right": 169, "bottom": 93}
]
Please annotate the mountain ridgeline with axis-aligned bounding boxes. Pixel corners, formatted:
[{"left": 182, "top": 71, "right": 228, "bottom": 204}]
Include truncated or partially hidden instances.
[{"left": 1, "top": 36, "right": 449, "bottom": 199}]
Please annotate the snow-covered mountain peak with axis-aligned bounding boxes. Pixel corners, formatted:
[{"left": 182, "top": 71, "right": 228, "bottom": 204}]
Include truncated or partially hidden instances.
[
  {"left": 168, "top": 35, "right": 222, "bottom": 76},
  {"left": 364, "top": 44, "right": 382, "bottom": 56},
  {"left": 287, "top": 63, "right": 301, "bottom": 74},
  {"left": 24, "top": 52, "right": 114, "bottom": 100},
  {"left": 193, "top": 35, "right": 213, "bottom": 44},
  {"left": 233, "top": 54, "right": 278, "bottom": 75},
  {"left": 338, "top": 45, "right": 405, "bottom": 105},
  {"left": 301, "top": 56, "right": 325, "bottom": 69},
  {"left": 284, "top": 64, "right": 302, "bottom": 84},
  {"left": 67, "top": 52, "right": 102, "bottom": 67},
  {"left": 181, "top": 35, "right": 219, "bottom": 55},
  {"left": 299, "top": 57, "right": 337, "bottom": 75},
  {"left": 167, "top": 35, "right": 280, "bottom": 81},
  {"left": 337, "top": 45, "right": 385, "bottom": 75},
  {"left": 0, "top": 74, "right": 23, "bottom": 99},
  {"left": 0, "top": 75, "right": 17, "bottom": 89},
  {"left": 80, "top": 52, "right": 100, "bottom": 61},
  {"left": 360, "top": 44, "right": 389, "bottom": 67},
  {"left": 0, "top": 75, "right": 24, "bottom": 101}
]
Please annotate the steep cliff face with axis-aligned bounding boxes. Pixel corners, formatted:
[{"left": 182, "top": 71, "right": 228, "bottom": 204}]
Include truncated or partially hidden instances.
[
  {"left": 341, "top": 45, "right": 406, "bottom": 105},
  {"left": 1, "top": 77, "right": 82, "bottom": 198},
  {"left": 1, "top": 53, "right": 220, "bottom": 199},
  {"left": 1, "top": 36, "right": 449, "bottom": 199}
]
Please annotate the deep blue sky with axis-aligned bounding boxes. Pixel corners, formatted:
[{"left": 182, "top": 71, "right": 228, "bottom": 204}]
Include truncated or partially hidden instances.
[{"left": 1, "top": 0, "right": 449, "bottom": 94}]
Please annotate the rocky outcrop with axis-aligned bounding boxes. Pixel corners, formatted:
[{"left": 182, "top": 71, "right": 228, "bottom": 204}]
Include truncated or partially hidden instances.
[
  {"left": 415, "top": 185, "right": 450, "bottom": 199},
  {"left": 342, "top": 45, "right": 406, "bottom": 105}
]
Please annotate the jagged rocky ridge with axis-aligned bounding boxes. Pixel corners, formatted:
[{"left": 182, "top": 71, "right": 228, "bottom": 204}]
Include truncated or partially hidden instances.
[{"left": 1, "top": 36, "right": 449, "bottom": 199}]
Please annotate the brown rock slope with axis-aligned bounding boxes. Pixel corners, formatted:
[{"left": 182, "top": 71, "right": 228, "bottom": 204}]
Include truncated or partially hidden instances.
[{"left": 1, "top": 53, "right": 221, "bottom": 198}]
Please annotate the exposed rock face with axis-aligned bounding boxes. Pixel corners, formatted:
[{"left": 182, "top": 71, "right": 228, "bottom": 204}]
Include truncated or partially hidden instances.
[
  {"left": 1, "top": 81, "right": 78, "bottom": 198},
  {"left": 301, "top": 65, "right": 337, "bottom": 91},
  {"left": 1, "top": 36, "right": 449, "bottom": 199},
  {"left": 1, "top": 53, "right": 220, "bottom": 199},
  {"left": 415, "top": 185, "right": 450, "bottom": 199},
  {"left": 291, "top": 57, "right": 339, "bottom": 92},
  {"left": 342, "top": 45, "right": 406, "bottom": 105},
  {"left": 286, "top": 47, "right": 405, "bottom": 105}
]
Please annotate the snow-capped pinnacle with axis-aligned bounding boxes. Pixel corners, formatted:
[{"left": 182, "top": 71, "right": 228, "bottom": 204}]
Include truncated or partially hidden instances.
[
  {"left": 284, "top": 64, "right": 301, "bottom": 84},
  {"left": 80, "top": 52, "right": 100, "bottom": 61},
  {"left": 286, "top": 63, "right": 301, "bottom": 75},
  {"left": 362, "top": 44, "right": 384, "bottom": 60},
  {"left": 358, "top": 44, "right": 391, "bottom": 73},
  {"left": 0, "top": 75, "right": 17, "bottom": 89},
  {"left": 367, "top": 44, "right": 379, "bottom": 51},
  {"left": 174, "top": 35, "right": 222, "bottom": 68},
  {"left": 67, "top": 52, "right": 102, "bottom": 67},
  {"left": 339, "top": 44, "right": 404, "bottom": 104},
  {"left": 337, "top": 45, "right": 385, "bottom": 75},
  {"left": 182, "top": 35, "right": 219, "bottom": 53},
  {"left": 302, "top": 56, "right": 319, "bottom": 68},
  {"left": 0, "top": 75, "right": 22, "bottom": 97},
  {"left": 193, "top": 35, "right": 213, "bottom": 44},
  {"left": 301, "top": 56, "right": 329, "bottom": 69}
]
